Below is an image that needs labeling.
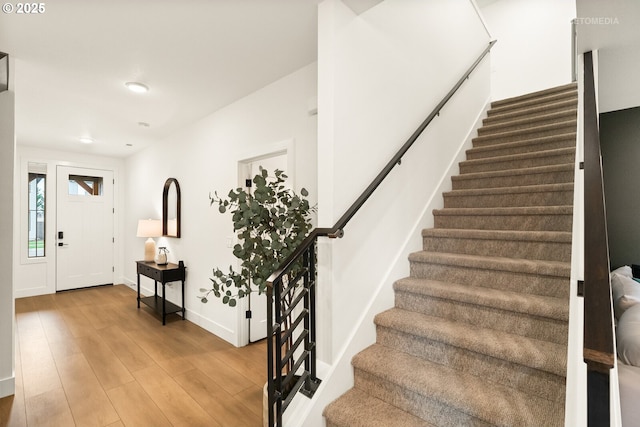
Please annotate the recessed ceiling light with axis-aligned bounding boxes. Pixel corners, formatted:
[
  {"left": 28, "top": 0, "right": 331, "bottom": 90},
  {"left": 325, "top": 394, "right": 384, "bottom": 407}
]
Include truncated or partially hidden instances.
[
  {"left": 79, "top": 137, "right": 94, "bottom": 144},
  {"left": 125, "top": 82, "right": 149, "bottom": 93}
]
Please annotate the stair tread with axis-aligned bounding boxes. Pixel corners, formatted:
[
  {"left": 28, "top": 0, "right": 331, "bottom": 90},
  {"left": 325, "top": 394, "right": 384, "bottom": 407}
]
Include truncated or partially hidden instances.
[
  {"left": 460, "top": 147, "right": 575, "bottom": 167},
  {"left": 490, "top": 93, "right": 578, "bottom": 117},
  {"left": 433, "top": 205, "right": 573, "bottom": 216},
  {"left": 444, "top": 182, "right": 573, "bottom": 197},
  {"left": 472, "top": 120, "right": 577, "bottom": 143},
  {"left": 452, "top": 163, "right": 574, "bottom": 182},
  {"left": 422, "top": 227, "right": 571, "bottom": 242},
  {"left": 468, "top": 132, "right": 576, "bottom": 152},
  {"left": 408, "top": 251, "right": 571, "bottom": 277},
  {"left": 490, "top": 83, "right": 577, "bottom": 108},
  {"left": 479, "top": 109, "right": 577, "bottom": 133},
  {"left": 375, "top": 308, "right": 567, "bottom": 376},
  {"left": 353, "top": 344, "right": 565, "bottom": 427},
  {"left": 324, "top": 388, "right": 436, "bottom": 427},
  {"left": 394, "top": 277, "right": 569, "bottom": 320},
  {"left": 485, "top": 99, "right": 578, "bottom": 123}
]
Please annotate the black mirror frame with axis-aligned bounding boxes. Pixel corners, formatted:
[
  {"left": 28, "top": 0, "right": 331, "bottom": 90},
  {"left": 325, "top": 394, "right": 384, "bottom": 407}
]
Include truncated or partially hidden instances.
[{"left": 162, "top": 178, "right": 181, "bottom": 238}]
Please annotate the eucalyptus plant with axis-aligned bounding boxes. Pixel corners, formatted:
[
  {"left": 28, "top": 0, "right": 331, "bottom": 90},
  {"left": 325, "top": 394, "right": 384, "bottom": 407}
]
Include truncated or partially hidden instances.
[{"left": 199, "top": 168, "right": 315, "bottom": 307}]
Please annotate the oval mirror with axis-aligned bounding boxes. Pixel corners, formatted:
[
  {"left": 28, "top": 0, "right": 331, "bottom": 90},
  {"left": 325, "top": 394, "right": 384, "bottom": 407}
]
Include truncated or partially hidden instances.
[{"left": 162, "top": 178, "right": 181, "bottom": 238}]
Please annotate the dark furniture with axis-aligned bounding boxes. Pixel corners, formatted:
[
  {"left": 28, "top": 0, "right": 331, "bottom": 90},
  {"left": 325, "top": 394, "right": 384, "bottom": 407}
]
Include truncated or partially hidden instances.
[{"left": 136, "top": 260, "right": 185, "bottom": 325}]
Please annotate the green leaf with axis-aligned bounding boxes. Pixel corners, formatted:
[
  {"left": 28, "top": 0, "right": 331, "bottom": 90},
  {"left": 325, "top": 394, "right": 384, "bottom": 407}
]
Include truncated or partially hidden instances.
[
  {"left": 218, "top": 205, "right": 226, "bottom": 213},
  {"left": 301, "top": 188, "right": 309, "bottom": 197},
  {"left": 229, "top": 299, "right": 237, "bottom": 307},
  {"left": 201, "top": 297, "right": 208, "bottom": 304}
]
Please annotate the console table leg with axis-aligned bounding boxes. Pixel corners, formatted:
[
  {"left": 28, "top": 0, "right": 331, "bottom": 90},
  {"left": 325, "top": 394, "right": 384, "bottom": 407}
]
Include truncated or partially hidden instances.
[
  {"left": 137, "top": 273, "right": 140, "bottom": 308},
  {"left": 182, "top": 280, "right": 185, "bottom": 320},
  {"left": 162, "top": 283, "right": 166, "bottom": 325}
]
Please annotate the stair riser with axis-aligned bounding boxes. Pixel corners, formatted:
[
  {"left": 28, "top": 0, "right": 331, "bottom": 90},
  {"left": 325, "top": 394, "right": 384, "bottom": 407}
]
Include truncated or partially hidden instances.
[
  {"left": 433, "top": 212, "right": 573, "bottom": 232},
  {"left": 422, "top": 235, "right": 572, "bottom": 262},
  {"left": 443, "top": 190, "right": 573, "bottom": 209},
  {"left": 354, "top": 369, "right": 493, "bottom": 427},
  {"left": 409, "top": 261, "right": 570, "bottom": 298},
  {"left": 473, "top": 124, "right": 577, "bottom": 145},
  {"left": 452, "top": 170, "right": 574, "bottom": 190},
  {"left": 460, "top": 153, "right": 575, "bottom": 174},
  {"left": 393, "top": 292, "right": 568, "bottom": 344},
  {"left": 466, "top": 138, "right": 575, "bottom": 160},
  {"left": 377, "top": 327, "right": 566, "bottom": 401},
  {"left": 484, "top": 101, "right": 577, "bottom": 125},
  {"left": 478, "top": 113, "right": 577, "bottom": 136}
]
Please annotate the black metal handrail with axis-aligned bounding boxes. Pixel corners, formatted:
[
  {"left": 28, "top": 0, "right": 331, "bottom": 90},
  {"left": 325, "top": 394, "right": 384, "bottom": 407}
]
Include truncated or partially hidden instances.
[
  {"left": 582, "top": 50, "right": 614, "bottom": 427},
  {"left": 265, "top": 40, "right": 496, "bottom": 427},
  {"left": 0, "top": 52, "right": 9, "bottom": 93}
]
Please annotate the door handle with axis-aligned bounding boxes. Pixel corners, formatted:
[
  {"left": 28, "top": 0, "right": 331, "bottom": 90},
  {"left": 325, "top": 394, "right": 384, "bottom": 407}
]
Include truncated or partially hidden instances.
[{"left": 58, "top": 243, "right": 69, "bottom": 247}]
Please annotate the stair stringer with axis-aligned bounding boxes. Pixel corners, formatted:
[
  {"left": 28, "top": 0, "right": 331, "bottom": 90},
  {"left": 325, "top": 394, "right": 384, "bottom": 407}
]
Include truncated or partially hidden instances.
[{"left": 287, "top": 100, "right": 491, "bottom": 427}]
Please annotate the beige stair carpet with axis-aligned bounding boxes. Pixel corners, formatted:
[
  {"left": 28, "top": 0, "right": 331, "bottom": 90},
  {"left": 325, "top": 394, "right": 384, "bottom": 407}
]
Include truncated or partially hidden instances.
[{"left": 324, "top": 82, "right": 577, "bottom": 427}]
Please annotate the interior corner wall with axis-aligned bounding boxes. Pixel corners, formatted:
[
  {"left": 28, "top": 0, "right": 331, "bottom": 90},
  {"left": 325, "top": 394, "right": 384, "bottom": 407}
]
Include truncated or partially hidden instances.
[
  {"left": 318, "top": 0, "right": 490, "bottom": 363},
  {"left": 600, "top": 106, "right": 640, "bottom": 270},
  {"left": 123, "top": 63, "right": 317, "bottom": 347},
  {"left": 479, "top": 0, "right": 576, "bottom": 100},
  {"left": 0, "top": 89, "right": 16, "bottom": 398}
]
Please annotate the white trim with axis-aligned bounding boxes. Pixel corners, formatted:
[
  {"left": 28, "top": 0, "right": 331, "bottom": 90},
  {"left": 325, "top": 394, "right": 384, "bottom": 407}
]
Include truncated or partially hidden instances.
[
  {"left": 469, "top": 0, "right": 493, "bottom": 39},
  {"left": 234, "top": 138, "right": 296, "bottom": 347},
  {"left": 0, "top": 375, "right": 15, "bottom": 399}
]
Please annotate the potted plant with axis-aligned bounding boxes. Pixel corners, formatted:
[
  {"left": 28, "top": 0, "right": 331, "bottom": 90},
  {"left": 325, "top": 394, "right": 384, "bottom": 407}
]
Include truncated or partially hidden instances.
[
  {"left": 199, "top": 167, "right": 315, "bottom": 307},
  {"left": 199, "top": 168, "right": 315, "bottom": 425}
]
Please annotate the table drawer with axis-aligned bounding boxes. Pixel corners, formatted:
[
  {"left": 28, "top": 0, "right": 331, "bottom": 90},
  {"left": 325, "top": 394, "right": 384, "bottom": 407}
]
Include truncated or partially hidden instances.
[{"left": 137, "top": 263, "right": 162, "bottom": 281}]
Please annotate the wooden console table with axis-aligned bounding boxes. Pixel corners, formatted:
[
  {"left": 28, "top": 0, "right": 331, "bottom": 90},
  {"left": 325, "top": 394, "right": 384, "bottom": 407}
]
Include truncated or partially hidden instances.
[{"left": 136, "top": 260, "right": 186, "bottom": 325}]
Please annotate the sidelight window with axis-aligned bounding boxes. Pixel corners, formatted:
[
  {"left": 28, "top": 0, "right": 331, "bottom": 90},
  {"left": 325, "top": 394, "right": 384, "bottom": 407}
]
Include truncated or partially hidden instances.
[{"left": 28, "top": 165, "right": 46, "bottom": 258}]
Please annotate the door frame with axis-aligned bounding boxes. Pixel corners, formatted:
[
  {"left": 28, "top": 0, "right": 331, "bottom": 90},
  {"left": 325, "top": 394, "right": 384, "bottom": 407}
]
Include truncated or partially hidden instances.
[
  {"left": 235, "top": 138, "right": 295, "bottom": 346},
  {"left": 15, "top": 151, "right": 123, "bottom": 299},
  {"left": 55, "top": 165, "right": 115, "bottom": 292}
]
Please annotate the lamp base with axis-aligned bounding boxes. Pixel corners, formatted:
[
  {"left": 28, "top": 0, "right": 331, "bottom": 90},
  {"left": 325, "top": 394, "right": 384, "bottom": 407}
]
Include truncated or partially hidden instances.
[{"left": 144, "top": 238, "right": 156, "bottom": 262}]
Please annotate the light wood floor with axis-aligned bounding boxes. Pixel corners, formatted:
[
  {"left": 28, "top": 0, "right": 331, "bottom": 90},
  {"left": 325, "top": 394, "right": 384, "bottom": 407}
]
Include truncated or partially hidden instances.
[{"left": 0, "top": 285, "right": 267, "bottom": 427}]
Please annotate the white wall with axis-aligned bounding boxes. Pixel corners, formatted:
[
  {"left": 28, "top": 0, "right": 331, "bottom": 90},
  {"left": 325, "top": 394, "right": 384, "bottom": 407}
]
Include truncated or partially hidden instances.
[
  {"left": 297, "top": 0, "right": 491, "bottom": 425},
  {"left": 598, "top": 45, "right": 640, "bottom": 113},
  {"left": 318, "top": 0, "right": 490, "bottom": 364},
  {"left": 13, "top": 146, "right": 124, "bottom": 298},
  {"left": 480, "top": 0, "right": 576, "bottom": 100},
  {"left": 0, "top": 88, "right": 15, "bottom": 398},
  {"left": 123, "top": 63, "right": 317, "bottom": 347}
]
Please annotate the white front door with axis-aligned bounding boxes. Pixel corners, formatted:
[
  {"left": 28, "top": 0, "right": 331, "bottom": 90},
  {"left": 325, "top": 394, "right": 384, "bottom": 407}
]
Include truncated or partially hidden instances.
[
  {"left": 56, "top": 166, "right": 114, "bottom": 291},
  {"left": 242, "top": 152, "right": 289, "bottom": 343}
]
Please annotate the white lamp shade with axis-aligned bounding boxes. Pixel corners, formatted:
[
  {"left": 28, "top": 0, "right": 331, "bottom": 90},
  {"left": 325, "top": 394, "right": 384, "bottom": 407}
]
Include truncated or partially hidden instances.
[
  {"left": 137, "top": 219, "right": 161, "bottom": 262},
  {"left": 136, "top": 219, "right": 161, "bottom": 238}
]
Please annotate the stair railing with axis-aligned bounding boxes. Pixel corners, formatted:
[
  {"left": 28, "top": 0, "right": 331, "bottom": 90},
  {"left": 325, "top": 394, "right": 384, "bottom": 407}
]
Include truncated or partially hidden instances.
[
  {"left": 582, "top": 50, "right": 615, "bottom": 427},
  {"left": 265, "top": 39, "right": 496, "bottom": 427}
]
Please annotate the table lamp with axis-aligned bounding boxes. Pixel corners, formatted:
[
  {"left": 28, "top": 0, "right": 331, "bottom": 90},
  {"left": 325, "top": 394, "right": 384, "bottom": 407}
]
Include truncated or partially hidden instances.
[{"left": 137, "top": 219, "right": 161, "bottom": 262}]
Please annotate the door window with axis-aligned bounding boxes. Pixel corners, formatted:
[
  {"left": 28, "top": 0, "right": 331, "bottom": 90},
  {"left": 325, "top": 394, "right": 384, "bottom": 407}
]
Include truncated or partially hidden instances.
[{"left": 68, "top": 175, "right": 103, "bottom": 196}]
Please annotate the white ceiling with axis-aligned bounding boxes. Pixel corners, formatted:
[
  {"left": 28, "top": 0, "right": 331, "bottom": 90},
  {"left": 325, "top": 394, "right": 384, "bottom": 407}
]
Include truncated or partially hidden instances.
[{"left": 0, "top": 0, "right": 322, "bottom": 157}]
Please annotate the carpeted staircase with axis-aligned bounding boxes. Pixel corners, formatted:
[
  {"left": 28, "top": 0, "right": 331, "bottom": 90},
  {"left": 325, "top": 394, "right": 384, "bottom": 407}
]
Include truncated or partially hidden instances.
[{"left": 323, "top": 83, "right": 577, "bottom": 427}]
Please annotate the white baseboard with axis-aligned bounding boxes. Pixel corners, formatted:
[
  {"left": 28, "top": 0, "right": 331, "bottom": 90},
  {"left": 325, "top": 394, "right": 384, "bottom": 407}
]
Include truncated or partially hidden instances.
[{"left": 0, "top": 375, "right": 15, "bottom": 399}]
